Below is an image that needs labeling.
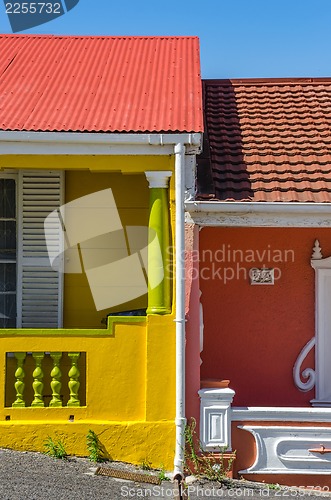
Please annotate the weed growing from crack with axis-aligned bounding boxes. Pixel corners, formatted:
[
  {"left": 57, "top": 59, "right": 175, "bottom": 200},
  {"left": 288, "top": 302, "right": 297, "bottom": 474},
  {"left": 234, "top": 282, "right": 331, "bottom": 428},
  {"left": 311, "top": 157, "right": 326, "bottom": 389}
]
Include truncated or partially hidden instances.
[
  {"left": 158, "top": 464, "right": 170, "bottom": 482},
  {"left": 184, "top": 417, "right": 236, "bottom": 482},
  {"left": 86, "top": 429, "right": 108, "bottom": 463},
  {"left": 44, "top": 436, "right": 67, "bottom": 460},
  {"left": 140, "top": 458, "right": 153, "bottom": 471}
]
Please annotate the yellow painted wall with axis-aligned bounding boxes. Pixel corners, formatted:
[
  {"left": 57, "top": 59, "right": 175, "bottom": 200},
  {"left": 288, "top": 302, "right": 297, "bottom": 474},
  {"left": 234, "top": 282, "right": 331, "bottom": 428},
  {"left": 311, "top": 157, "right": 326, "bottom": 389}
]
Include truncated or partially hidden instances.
[
  {"left": 0, "top": 153, "right": 177, "bottom": 469},
  {"left": 64, "top": 170, "right": 150, "bottom": 328},
  {"left": 1, "top": 322, "right": 147, "bottom": 419},
  {"left": 0, "top": 155, "right": 172, "bottom": 173},
  {"left": 0, "top": 315, "right": 176, "bottom": 468},
  {"left": 0, "top": 154, "right": 174, "bottom": 328},
  {"left": 0, "top": 422, "right": 175, "bottom": 469}
]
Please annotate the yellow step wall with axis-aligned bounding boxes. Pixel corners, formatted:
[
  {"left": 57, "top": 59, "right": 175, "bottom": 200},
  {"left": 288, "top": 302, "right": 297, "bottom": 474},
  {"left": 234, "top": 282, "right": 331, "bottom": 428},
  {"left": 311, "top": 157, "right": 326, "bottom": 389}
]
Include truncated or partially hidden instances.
[
  {"left": 0, "top": 315, "right": 176, "bottom": 468},
  {"left": 0, "top": 154, "right": 176, "bottom": 469}
]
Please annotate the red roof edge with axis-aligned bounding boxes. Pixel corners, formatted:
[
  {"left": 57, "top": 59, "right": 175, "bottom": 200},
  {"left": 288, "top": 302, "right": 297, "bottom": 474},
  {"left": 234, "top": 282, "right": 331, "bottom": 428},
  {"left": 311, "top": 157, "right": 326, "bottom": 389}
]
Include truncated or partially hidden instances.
[{"left": 204, "top": 77, "right": 331, "bottom": 85}]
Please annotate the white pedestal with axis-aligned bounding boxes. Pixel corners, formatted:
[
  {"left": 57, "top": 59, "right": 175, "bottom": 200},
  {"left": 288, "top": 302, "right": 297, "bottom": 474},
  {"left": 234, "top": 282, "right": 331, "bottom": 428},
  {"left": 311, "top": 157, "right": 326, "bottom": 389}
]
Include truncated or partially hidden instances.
[{"left": 198, "top": 387, "right": 235, "bottom": 451}]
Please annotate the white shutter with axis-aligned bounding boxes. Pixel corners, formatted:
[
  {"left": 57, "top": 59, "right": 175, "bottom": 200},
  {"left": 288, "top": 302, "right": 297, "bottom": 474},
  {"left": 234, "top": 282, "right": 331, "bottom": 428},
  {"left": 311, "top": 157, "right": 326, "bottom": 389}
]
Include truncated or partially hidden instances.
[{"left": 17, "top": 171, "right": 64, "bottom": 328}]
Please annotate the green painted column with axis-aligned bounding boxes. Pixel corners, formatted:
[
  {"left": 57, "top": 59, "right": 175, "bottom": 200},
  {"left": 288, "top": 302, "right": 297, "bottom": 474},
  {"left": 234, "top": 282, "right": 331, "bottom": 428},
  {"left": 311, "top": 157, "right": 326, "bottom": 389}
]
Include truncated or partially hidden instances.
[
  {"left": 31, "top": 352, "right": 45, "bottom": 407},
  {"left": 67, "top": 352, "right": 81, "bottom": 407},
  {"left": 49, "top": 352, "right": 63, "bottom": 407},
  {"left": 145, "top": 171, "right": 172, "bottom": 314},
  {"left": 12, "top": 352, "right": 26, "bottom": 408}
]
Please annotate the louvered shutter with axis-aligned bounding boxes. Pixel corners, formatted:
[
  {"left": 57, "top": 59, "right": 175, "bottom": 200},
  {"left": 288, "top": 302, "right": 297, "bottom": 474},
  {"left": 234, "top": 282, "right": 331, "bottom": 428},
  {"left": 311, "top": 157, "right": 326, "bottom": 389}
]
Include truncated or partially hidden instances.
[{"left": 17, "top": 171, "right": 64, "bottom": 328}]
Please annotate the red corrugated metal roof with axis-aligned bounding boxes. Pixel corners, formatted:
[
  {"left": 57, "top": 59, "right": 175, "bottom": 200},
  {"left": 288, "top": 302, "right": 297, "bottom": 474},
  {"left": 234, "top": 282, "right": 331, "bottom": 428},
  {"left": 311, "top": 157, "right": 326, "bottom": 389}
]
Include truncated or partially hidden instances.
[
  {"left": 0, "top": 35, "right": 203, "bottom": 133},
  {"left": 198, "top": 78, "right": 331, "bottom": 203}
]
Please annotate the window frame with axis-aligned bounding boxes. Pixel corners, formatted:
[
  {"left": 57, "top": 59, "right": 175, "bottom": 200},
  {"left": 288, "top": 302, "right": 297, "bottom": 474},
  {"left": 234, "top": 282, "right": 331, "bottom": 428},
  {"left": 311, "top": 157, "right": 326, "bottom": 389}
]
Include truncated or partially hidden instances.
[
  {"left": 0, "top": 172, "right": 18, "bottom": 328},
  {"left": 0, "top": 170, "right": 64, "bottom": 329}
]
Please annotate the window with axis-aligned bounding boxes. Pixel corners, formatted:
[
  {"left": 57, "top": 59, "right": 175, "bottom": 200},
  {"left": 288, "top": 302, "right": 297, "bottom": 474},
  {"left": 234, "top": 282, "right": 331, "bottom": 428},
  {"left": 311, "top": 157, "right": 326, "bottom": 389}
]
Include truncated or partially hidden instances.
[
  {"left": 0, "top": 170, "right": 63, "bottom": 329},
  {"left": 0, "top": 177, "right": 17, "bottom": 327}
]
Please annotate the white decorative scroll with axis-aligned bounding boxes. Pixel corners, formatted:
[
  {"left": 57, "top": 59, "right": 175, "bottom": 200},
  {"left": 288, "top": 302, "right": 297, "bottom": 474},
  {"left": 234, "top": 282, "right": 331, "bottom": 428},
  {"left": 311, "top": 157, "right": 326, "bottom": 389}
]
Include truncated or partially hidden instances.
[
  {"left": 293, "top": 337, "right": 316, "bottom": 391},
  {"left": 312, "top": 239, "right": 323, "bottom": 260}
]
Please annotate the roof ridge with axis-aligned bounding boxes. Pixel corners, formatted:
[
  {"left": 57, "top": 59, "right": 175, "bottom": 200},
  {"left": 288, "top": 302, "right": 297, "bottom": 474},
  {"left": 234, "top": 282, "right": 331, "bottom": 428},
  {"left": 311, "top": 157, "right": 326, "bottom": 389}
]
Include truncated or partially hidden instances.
[
  {"left": 203, "top": 78, "right": 331, "bottom": 85},
  {"left": 0, "top": 34, "right": 199, "bottom": 40}
]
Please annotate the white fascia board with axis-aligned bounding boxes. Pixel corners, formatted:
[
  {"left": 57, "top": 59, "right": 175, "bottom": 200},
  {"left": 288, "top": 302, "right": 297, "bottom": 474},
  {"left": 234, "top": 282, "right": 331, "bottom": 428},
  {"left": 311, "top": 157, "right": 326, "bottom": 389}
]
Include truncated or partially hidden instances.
[
  {"left": 232, "top": 407, "right": 331, "bottom": 422},
  {"left": 185, "top": 201, "right": 331, "bottom": 227},
  {"left": 0, "top": 131, "right": 202, "bottom": 155},
  {"left": 0, "top": 142, "right": 174, "bottom": 156}
]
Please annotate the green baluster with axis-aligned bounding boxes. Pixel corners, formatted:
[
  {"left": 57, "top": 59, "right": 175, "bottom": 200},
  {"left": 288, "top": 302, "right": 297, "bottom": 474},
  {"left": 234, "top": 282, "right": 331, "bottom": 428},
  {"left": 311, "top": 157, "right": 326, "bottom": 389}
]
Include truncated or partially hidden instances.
[
  {"left": 12, "top": 352, "right": 26, "bottom": 408},
  {"left": 49, "top": 352, "right": 63, "bottom": 407},
  {"left": 67, "top": 353, "right": 80, "bottom": 407},
  {"left": 31, "top": 352, "right": 45, "bottom": 407}
]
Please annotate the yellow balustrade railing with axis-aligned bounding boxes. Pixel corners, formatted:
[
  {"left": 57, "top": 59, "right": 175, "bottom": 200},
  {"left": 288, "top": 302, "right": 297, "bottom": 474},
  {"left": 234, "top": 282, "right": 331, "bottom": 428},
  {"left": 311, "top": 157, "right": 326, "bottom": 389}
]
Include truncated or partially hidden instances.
[
  {"left": 0, "top": 317, "right": 148, "bottom": 422},
  {"left": 8, "top": 352, "right": 83, "bottom": 408}
]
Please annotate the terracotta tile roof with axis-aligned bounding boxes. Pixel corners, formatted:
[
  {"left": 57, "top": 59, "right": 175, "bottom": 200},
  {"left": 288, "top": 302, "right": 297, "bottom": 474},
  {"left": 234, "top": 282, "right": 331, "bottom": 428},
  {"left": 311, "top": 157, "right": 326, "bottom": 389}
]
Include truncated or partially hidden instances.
[
  {"left": 198, "top": 78, "right": 331, "bottom": 202},
  {"left": 0, "top": 35, "right": 203, "bottom": 133}
]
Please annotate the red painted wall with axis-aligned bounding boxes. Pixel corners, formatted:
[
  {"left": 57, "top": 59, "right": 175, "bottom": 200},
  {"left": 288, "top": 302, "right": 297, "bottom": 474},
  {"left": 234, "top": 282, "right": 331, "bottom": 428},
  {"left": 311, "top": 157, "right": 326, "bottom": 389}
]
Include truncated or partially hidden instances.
[
  {"left": 199, "top": 227, "right": 331, "bottom": 407},
  {"left": 185, "top": 224, "right": 201, "bottom": 423}
]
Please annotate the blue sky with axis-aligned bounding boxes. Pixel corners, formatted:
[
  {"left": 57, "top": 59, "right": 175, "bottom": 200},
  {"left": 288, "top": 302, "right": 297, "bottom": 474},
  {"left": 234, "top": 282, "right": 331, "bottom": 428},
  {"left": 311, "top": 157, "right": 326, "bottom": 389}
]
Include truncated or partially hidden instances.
[{"left": 1, "top": 0, "right": 331, "bottom": 79}]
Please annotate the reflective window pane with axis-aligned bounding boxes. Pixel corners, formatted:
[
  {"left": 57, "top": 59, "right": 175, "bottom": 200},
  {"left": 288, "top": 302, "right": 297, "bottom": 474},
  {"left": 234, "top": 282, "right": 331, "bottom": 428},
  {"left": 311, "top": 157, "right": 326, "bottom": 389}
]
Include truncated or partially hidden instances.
[
  {"left": 0, "top": 264, "right": 16, "bottom": 292},
  {"left": 0, "top": 179, "right": 15, "bottom": 219},
  {"left": 0, "top": 250, "right": 16, "bottom": 260},
  {"left": 0, "top": 221, "right": 16, "bottom": 251},
  {"left": 0, "top": 294, "right": 16, "bottom": 328},
  {"left": 0, "top": 178, "right": 16, "bottom": 328}
]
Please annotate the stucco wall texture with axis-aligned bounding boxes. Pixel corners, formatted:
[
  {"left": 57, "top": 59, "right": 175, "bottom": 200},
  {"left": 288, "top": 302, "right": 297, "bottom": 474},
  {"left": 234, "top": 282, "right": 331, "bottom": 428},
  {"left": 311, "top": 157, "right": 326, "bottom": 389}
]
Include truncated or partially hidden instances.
[
  {"left": 0, "top": 154, "right": 176, "bottom": 468},
  {"left": 199, "top": 226, "right": 331, "bottom": 407}
]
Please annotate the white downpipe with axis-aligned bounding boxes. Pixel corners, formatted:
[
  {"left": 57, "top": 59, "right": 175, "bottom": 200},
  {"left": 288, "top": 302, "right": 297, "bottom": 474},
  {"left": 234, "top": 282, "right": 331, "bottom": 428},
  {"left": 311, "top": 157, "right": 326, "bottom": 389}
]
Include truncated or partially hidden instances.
[{"left": 174, "top": 142, "right": 187, "bottom": 477}]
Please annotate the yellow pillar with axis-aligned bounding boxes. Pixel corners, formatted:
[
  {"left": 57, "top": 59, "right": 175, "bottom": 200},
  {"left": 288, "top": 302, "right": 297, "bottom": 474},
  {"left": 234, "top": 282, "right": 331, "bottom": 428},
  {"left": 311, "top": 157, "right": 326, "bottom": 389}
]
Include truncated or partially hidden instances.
[{"left": 145, "top": 171, "right": 172, "bottom": 314}]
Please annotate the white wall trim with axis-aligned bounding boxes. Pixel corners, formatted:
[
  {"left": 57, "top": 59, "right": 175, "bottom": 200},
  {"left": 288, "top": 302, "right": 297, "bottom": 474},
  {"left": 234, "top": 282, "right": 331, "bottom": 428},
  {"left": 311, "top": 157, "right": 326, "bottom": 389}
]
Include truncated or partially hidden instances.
[
  {"left": 145, "top": 171, "right": 172, "bottom": 189},
  {"left": 232, "top": 407, "right": 331, "bottom": 422},
  {"left": 184, "top": 154, "right": 196, "bottom": 202},
  {"left": 311, "top": 246, "right": 331, "bottom": 406},
  {"left": 185, "top": 201, "right": 331, "bottom": 227},
  {"left": 239, "top": 425, "right": 331, "bottom": 475},
  {"left": 0, "top": 132, "right": 202, "bottom": 156},
  {"left": 1, "top": 143, "right": 177, "bottom": 156}
]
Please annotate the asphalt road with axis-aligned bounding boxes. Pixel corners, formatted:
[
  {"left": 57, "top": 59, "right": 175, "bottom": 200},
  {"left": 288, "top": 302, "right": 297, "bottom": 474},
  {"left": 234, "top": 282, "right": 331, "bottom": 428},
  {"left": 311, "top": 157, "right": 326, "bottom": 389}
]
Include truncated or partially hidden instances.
[{"left": 0, "top": 448, "right": 329, "bottom": 500}]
